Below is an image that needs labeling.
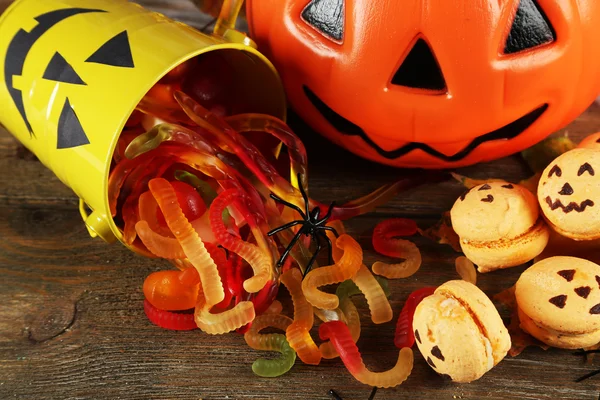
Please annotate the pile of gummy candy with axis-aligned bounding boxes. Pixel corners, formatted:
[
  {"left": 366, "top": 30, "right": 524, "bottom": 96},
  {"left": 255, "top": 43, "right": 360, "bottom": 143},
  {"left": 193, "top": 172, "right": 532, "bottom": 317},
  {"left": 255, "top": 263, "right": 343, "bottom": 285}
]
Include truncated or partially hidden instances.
[{"left": 109, "top": 52, "right": 441, "bottom": 387}]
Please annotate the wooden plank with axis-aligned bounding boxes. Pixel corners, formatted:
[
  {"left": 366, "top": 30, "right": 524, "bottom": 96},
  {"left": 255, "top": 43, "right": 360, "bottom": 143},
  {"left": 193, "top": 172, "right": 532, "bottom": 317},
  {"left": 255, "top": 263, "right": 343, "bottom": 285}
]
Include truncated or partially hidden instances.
[{"left": 0, "top": 0, "right": 599, "bottom": 399}]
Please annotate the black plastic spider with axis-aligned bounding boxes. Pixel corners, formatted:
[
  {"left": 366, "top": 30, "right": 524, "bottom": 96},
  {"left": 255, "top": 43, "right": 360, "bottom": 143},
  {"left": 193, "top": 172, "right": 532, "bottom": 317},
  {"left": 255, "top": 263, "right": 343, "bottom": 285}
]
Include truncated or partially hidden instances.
[
  {"left": 574, "top": 349, "right": 600, "bottom": 382},
  {"left": 267, "top": 174, "right": 337, "bottom": 276}
]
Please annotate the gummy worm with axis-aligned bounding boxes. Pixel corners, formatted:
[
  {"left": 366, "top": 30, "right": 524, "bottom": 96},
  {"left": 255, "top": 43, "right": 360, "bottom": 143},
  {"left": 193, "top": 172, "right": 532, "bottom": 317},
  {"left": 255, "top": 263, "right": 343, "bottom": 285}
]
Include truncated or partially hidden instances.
[
  {"left": 302, "top": 234, "right": 362, "bottom": 310},
  {"left": 244, "top": 313, "right": 296, "bottom": 378},
  {"left": 149, "top": 178, "right": 225, "bottom": 307},
  {"left": 281, "top": 268, "right": 322, "bottom": 365},
  {"left": 319, "top": 296, "right": 361, "bottom": 360},
  {"left": 319, "top": 321, "right": 414, "bottom": 388},
  {"left": 394, "top": 287, "right": 436, "bottom": 349},
  {"left": 143, "top": 299, "right": 197, "bottom": 331},
  {"left": 210, "top": 188, "right": 273, "bottom": 293},
  {"left": 194, "top": 283, "right": 255, "bottom": 335},
  {"left": 372, "top": 219, "right": 422, "bottom": 279}
]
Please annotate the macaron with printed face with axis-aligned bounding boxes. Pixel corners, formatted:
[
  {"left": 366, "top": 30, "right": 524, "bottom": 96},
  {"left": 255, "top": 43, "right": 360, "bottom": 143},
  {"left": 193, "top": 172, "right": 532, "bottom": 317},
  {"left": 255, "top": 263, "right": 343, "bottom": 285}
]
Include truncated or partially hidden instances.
[
  {"left": 412, "top": 280, "right": 511, "bottom": 383},
  {"left": 515, "top": 256, "right": 600, "bottom": 349},
  {"left": 538, "top": 148, "right": 600, "bottom": 240},
  {"left": 451, "top": 181, "right": 550, "bottom": 273}
]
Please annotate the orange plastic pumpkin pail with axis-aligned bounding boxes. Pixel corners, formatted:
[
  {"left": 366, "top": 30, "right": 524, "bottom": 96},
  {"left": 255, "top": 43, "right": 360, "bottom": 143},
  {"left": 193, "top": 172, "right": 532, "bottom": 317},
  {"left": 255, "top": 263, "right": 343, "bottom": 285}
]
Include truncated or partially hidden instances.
[{"left": 247, "top": 0, "right": 600, "bottom": 169}]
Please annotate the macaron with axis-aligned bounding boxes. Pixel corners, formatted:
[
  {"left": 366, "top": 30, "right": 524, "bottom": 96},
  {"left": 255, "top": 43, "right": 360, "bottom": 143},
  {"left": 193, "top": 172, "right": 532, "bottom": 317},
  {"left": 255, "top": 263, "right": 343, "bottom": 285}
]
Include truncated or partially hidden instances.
[
  {"left": 538, "top": 148, "right": 600, "bottom": 240},
  {"left": 578, "top": 132, "right": 600, "bottom": 150},
  {"left": 515, "top": 256, "right": 600, "bottom": 349},
  {"left": 451, "top": 181, "right": 550, "bottom": 273},
  {"left": 413, "top": 280, "right": 511, "bottom": 383}
]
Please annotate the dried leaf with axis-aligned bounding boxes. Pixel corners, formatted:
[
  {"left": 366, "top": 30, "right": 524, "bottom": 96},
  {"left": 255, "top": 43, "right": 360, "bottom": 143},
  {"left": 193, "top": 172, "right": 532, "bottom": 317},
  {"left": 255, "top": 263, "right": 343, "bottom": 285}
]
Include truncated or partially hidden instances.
[
  {"left": 418, "top": 211, "right": 461, "bottom": 252},
  {"left": 535, "top": 229, "right": 600, "bottom": 265},
  {"left": 493, "top": 286, "right": 549, "bottom": 357},
  {"left": 517, "top": 173, "right": 541, "bottom": 194},
  {"left": 521, "top": 135, "right": 576, "bottom": 173},
  {"left": 450, "top": 173, "right": 505, "bottom": 189},
  {"left": 582, "top": 343, "right": 600, "bottom": 364}
]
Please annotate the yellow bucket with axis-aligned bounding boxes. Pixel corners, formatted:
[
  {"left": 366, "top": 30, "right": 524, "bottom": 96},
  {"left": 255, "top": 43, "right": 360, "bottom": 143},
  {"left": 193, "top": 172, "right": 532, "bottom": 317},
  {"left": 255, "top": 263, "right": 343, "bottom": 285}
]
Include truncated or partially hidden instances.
[{"left": 0, "top": 0, "right": 286, "bottom": 244}]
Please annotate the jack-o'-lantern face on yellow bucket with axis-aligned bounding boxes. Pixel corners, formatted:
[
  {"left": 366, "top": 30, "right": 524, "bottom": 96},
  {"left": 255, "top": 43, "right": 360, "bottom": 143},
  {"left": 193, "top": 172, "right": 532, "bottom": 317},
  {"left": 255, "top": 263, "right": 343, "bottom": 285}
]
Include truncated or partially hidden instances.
[
  {"left": 8, "top": 9, "right": 138, "bottom": 148},
  {"left": 0, "top": 0, "right": 285, "bottom": 243}
]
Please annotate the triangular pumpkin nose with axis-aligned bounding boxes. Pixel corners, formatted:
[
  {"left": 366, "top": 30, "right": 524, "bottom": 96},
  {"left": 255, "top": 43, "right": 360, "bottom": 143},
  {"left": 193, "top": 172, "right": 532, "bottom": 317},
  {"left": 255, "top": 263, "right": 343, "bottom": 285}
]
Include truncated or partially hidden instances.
[{"left": 392, "top": 38, "right": 446, "bottom": 91}]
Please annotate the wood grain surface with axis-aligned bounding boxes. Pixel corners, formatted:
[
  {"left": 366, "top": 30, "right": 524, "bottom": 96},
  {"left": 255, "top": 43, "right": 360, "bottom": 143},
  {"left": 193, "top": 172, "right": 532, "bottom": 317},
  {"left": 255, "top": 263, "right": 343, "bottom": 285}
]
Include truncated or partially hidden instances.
[{"left": 1, "top": 1, "right": 599, "bottom": 399}]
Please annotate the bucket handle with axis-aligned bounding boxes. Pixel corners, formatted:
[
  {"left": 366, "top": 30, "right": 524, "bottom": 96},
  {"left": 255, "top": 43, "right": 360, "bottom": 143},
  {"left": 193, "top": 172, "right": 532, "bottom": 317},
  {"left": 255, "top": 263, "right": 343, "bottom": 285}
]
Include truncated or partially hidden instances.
[
  {"left": 79, "top": 199, "right": 98, "bottom": 238},
  {"left": 79, "top": 199, "right": 118, "bottom": 243},
  {"left": 213, "top": 0, "right": 254, "bottom": 46}
]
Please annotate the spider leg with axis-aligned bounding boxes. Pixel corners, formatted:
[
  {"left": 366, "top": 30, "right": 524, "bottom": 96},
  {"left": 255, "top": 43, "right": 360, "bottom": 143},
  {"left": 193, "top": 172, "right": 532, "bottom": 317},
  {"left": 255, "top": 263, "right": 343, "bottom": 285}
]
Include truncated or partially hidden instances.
[
  {"left": 297, "top": 172, "right": 311, "bottom": 218},
  {"left": 368, "top": 387, "right": 378, "bottom": 400},
  {"left": 276, "top": 226, "right": 306, "bottom": 267},
  {"left": 320, "top": 226, "right": 339, "bottom": 237},
  {"left": 328, "top": 389, "right": 343, "bottom": 400},
  {"left": 304, "top": 233, "right": 322, "bottom": 277},
  {"left": 576, "top": 368, "right": 600, "bottom": 383},
  {"left": 270, "top": 193, "right": 306, "bottom": 220},
  {"left": 310, "top": 207, "right": 321, "bottom": 222},
  {"left": 317, "top": 230, "right": 334, "bottom": 266},
  {"left": 267, "top": 220, "right": 303, "bottom": 237},
  {"left": 316, "top": 202, "right": 336, "bottom": 226}
]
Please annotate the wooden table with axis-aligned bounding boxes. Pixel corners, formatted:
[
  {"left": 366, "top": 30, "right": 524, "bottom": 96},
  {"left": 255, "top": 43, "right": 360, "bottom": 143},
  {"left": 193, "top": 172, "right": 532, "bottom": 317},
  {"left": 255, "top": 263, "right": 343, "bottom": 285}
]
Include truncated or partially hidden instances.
[{"left": 1, "top": 1, "right": 599, "bottom": 399}]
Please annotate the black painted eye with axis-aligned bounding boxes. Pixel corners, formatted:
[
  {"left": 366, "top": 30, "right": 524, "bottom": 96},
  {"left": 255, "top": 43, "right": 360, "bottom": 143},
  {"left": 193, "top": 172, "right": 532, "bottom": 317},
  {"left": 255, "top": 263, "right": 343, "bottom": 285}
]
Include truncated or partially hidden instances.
[
  {"left": 548, "top": 165, "right": 562, "bottom": 178},
  {"left": 578, "top": 163, "right": 595, "bottom": 176},
  {"left": 43, "top": 52, "right": 86, "bottom": 85},
  {"left": 302, "top": 0, "right": 344, "bottom": 42},
  {"left": 505, "top": 0, "right": 556, "bottom": 54},
  {"left": 391, "top": 38, "right": 446, "bottom": 91},
  {"left": 86, "top": 31, "right": 134, "bottom": 68}
]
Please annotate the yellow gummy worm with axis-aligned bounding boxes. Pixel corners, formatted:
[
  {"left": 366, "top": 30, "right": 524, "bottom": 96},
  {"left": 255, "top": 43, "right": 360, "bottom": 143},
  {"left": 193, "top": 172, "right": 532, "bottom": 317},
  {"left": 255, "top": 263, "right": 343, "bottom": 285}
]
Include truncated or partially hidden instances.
[
  {"left": 302, "top": 234, "right": 363, "bottom": 310},
  {"left": 149, "top": 178, "right": 224, "bottom": 307},
  {"left": 327, "top": 222, "right": 391, "bottom": 323},
  {"left": 280, "top": 269, "right": 321, "bottom": 365},
  {"left": 371, "top": 240, "right": 422, "bottom": 280},
  {"left": 352, "top": 265, "right": 393, "bottom": 324},
  {"left": 195, "top": 284, "right": 255, "bottom": 335}
]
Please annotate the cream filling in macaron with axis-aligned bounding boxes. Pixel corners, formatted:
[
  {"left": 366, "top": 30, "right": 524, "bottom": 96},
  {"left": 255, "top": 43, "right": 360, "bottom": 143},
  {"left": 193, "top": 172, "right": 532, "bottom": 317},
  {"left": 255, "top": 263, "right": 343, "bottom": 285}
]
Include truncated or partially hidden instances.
[
  {"left": 440, "top": 293, "right": 495, "bottom": 369},
  {"left": 460, "top": 216, "right": 544, "bottom": 247},
  {"left": 520, "top": 308, "right": 599, "bottom": 338}
]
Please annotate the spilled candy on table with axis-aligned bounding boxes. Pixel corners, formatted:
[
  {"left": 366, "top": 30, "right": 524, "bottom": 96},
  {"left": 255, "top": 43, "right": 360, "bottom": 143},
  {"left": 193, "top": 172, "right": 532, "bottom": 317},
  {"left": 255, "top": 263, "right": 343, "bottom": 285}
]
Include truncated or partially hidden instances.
[{"left": 106, "top": 51, "right": 431, "bottom": 385}]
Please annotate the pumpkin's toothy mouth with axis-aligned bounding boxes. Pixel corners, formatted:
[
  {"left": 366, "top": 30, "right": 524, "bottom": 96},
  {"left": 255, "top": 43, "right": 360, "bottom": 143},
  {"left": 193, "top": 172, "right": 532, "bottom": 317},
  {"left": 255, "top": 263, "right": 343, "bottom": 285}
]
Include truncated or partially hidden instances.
[
  {"left": 545, "top": 196, "right": 595, "bottom": 213},
  {"left": 303, "top": 85, "right": 548, "bottom": 162}
]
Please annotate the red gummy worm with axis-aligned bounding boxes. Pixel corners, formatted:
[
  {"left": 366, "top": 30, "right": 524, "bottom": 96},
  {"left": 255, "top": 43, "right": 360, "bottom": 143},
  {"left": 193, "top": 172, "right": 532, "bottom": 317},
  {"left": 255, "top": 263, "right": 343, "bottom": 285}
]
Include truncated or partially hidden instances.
[
  {"left": 228, "top": 252, "right": 245, "bottom": 297},
  {"left": 394, "top": 287, "right": 436, "bottom": 349},
  {"left": 252, "top": 280, "right": 279, "bottom": 316},
  {"left": 319, "top": 321, "right": 364, "bottom": 376},
  {"left": 372, "top": 218, "right": 418, "bottom": 253},
  {"left": 143, "top": 300, "right": 197, "bottom": 331},
  {"left": 205, "top": 243, "right": 234, "bottom": 312}
]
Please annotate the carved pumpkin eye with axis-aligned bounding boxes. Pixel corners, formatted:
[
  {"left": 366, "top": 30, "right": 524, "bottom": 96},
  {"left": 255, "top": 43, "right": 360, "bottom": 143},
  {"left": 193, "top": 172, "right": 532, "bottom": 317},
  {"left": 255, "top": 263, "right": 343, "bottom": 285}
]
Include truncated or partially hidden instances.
[
  {"left": 302, "top": 0, "right": 344, "bottom": 42},
  {"left": 391, "top": 38, "right": 446, "bottom": 91},
  {"left": 86, "top": 31, "right": 134, "bottom": 68},
  {"left": 504, "top": 0, "right": 556, "bottom": 54}
]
